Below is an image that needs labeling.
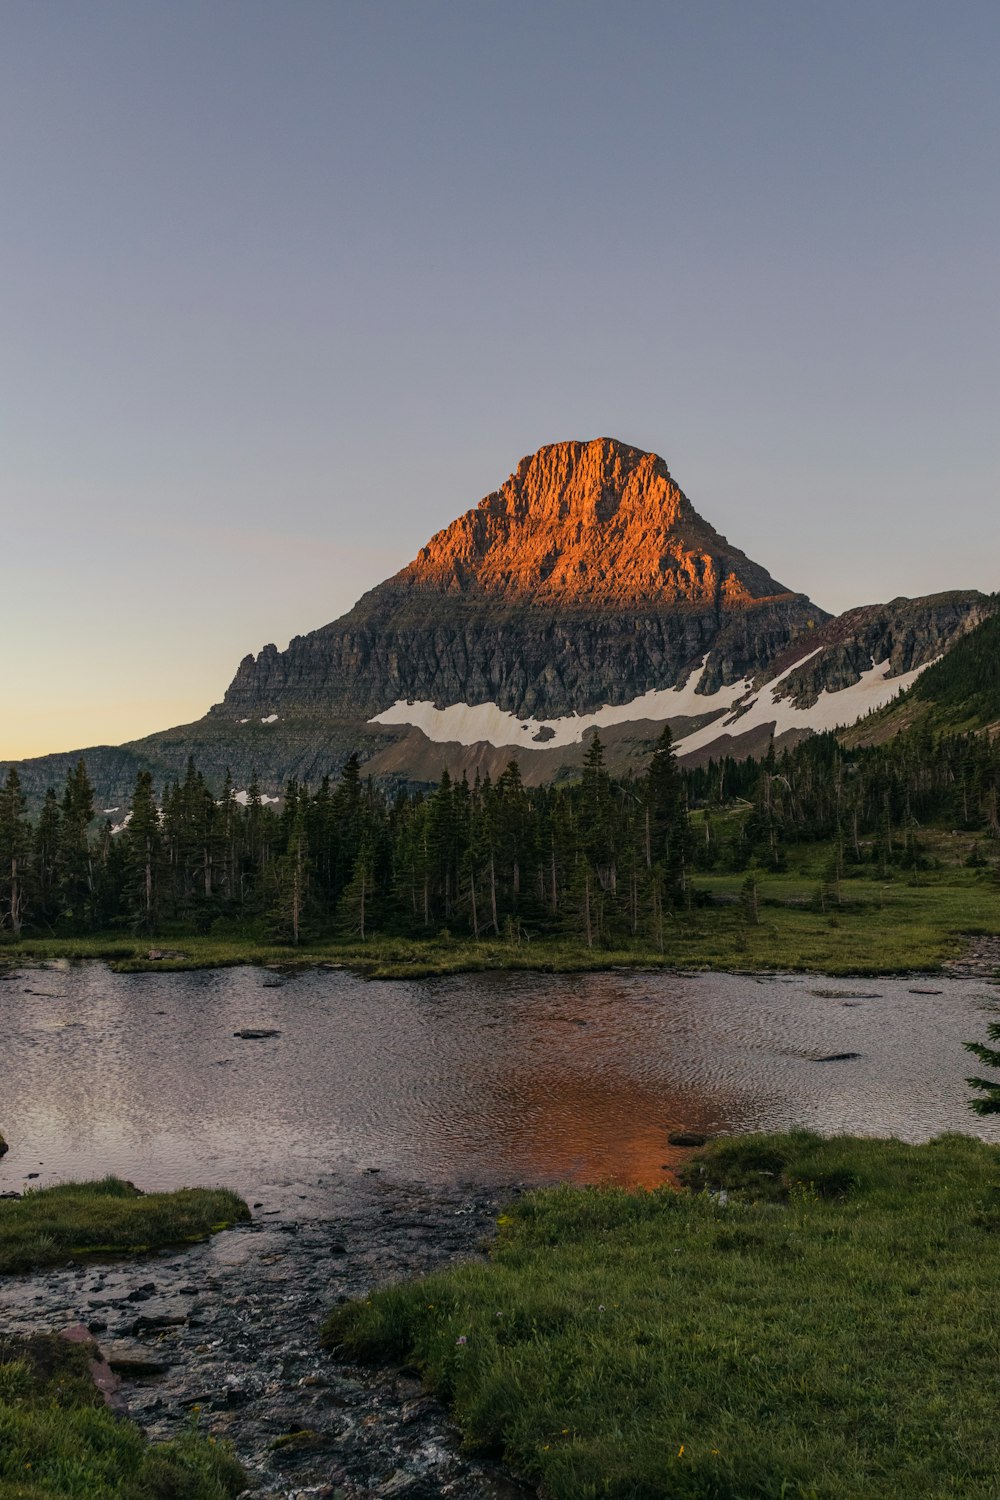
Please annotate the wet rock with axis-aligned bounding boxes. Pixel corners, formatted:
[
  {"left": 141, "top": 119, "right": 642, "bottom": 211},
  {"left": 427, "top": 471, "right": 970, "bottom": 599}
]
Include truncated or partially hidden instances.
[
  {"left": 943, "top": 937, "right": 1000, "bottom": 979},
  {"left": 126, "top": 1282, "right": 157, "bottom": 1301},
  {"left": 668, "top": 1130, "right": 708, "bottom": 1148},
  {"left": 105, "top": 1341, "right": 174, "bottom": 1377},
  {"left": 59, "top": 1323, "right": 128, "bottom": 1417},
  {"left": 811, "top": 989, "right": 881, "bottom": 1000},
  {"left": 133, "top": 1312, "right": 187, "bottom": 1334}
]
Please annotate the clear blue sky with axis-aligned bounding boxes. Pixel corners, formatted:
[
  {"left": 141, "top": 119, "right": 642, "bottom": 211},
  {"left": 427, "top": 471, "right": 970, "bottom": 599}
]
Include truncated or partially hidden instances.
[{"left": 3, "top": 1, "right": 997, "bottom": 757}]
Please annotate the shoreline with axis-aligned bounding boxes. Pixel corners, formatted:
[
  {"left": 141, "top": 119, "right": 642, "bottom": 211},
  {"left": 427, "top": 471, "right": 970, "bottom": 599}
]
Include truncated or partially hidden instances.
[
  {"left": 0, "top": 1173, "right": 535, "bottom": 1499},
  {"left": 4, "top": 934, "right": 998, "bottom": 981},
  {"left": 4, "top": 865, "right": 1000, "bottom": 980}
]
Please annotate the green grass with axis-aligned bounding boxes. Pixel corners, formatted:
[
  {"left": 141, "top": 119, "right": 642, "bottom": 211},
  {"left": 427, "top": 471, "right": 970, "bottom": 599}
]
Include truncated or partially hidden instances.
[
  {"left": 323, "top": 1132, "right": 1000, "bottom": 1499},
  {"left": 0, "top": 1333, "right": 244, "bottom": 1500},
  {"left": 2, "top": 842, "right": 998, "bottom": 977},
  {"left": 3, "top": 881, "right": 998, "bottom": 979},
  {"left": 0, "top": 1179, "right": 250, "bottom": 1276}
]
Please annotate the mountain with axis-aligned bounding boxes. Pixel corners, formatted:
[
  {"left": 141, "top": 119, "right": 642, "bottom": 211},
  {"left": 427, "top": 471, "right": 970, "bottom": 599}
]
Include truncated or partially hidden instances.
[
  {"left": 4, "top": 439, "right": 992, "bottom": 804},
  {"left": 217, "top": 438, "right": 826, "bottom": 722}
]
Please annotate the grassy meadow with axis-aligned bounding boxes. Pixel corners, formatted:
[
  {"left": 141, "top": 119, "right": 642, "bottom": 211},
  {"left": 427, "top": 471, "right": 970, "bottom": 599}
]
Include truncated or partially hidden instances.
[
  {"left": 324, "top": 1131, "right": 1000, "bottom": 1499},
  {"left": 2, "top": 837, "right": 998, "bottom": 977}
]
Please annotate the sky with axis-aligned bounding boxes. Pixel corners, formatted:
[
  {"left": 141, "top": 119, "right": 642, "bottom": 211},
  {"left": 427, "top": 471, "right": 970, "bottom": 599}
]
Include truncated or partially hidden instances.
[{"left": 2, "top": 0, "right": 997, "bottom": 760}]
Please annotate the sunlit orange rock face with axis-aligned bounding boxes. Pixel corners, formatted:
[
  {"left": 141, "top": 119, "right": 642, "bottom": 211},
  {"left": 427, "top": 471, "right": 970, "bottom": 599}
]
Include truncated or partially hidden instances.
[
  {"left": 397, "top": 438, "right": 794, "bottom": 609},
  {"left": 215, "top": 436, "right": 827, "bottom": 729}
]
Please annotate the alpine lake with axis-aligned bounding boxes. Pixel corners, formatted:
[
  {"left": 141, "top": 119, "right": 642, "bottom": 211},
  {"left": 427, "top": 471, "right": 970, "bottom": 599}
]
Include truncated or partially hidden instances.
[{"left": 3, "top": 961, "right": 999, "bottom": 1205}]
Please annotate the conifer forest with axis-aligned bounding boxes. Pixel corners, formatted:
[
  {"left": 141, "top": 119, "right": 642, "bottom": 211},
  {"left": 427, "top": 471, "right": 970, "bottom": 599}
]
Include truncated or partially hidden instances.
[{"left": 1, "top": 721, "right": 998, "bottom": 948}]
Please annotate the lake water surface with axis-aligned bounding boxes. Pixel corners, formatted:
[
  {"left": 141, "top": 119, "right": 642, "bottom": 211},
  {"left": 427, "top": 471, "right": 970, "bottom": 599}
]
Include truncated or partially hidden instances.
[{"left": 2, "top": 963, "right": 999, "bottom": 1210}]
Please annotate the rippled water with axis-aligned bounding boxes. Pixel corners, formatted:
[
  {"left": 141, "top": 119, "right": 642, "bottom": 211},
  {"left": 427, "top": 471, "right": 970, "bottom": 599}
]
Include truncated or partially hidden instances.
[{"left": 2, "top": 963, "right": 998, "bottom": 1207}]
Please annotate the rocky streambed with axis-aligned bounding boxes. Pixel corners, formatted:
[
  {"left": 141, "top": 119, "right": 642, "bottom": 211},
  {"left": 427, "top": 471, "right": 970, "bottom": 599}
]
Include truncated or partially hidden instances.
[{"left": 0, "top": 1174, "right": 534, "bottom": 1500}]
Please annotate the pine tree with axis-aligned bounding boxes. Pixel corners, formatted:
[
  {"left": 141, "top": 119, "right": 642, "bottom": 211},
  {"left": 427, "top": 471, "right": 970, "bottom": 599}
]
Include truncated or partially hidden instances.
[
  {"left": 33, "top": 789, "right": 62, "bottom": 930},
  {"left": 59, "top": 759, "right": 96, "bottom": 928},
  {"left": 644, "top": 725, "right": 692, "bottom": 904},
  {"left": 0, "top": 768, "right": 31, "bottom": 935},
  {"left": 337, "top": 834, "right": 376, "bottom": 940},
  {"left": 268, "top": 811, "right": 312, "bottom": 945},
  {"left": 122, "top": 771, "right": 162, "bottom": 934},
  {"left": 966, "top": 1023, "right": 1000, "bottom": 1114}
]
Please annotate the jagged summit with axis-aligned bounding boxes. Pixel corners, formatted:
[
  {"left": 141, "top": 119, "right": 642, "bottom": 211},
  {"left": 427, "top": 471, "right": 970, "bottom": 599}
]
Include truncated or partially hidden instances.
[{"left": 391, "top": 437, "right": 796, "bottom": 608}]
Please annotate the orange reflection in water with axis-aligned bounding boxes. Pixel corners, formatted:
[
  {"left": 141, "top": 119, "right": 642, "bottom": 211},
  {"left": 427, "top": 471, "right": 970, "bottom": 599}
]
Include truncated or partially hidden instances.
[{"left": 456, "top": 1062, "right": 736, "bottom": 1189}]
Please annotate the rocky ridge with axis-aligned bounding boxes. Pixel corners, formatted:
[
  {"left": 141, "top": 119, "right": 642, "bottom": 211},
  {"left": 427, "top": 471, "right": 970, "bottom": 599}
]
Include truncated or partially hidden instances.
[{"left": 760, "top": 591, "right": 992, "bottom": 710}]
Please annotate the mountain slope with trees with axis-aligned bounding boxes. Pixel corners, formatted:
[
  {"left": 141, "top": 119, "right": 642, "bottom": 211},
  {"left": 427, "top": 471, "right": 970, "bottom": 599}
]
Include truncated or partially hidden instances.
[{"left": 3, "top": 699, "right": 999, "bottom": 952}]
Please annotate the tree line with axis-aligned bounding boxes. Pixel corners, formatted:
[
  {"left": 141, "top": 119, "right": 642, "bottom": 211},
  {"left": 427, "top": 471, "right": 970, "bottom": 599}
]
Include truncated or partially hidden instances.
[
  {"left": 1, "top": 715, "right": 997, "bottom": 946},
  {"left": 0, "top": 731, "right": 691, "bottom": 946}
]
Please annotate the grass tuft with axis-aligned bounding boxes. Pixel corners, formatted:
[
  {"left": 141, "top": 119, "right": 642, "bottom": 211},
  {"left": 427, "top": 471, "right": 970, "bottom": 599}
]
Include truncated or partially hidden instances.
[{"left": 0, "top": 1180, "right": 250, "bottom": 1276}]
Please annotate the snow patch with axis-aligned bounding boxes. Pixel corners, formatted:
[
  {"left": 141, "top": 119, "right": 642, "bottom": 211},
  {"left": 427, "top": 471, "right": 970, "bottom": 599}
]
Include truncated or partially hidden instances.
[
  {"left": 672, "top": 655, "right": 936, "bottom": 756},
  {"left": 368, "top": 651, "right": 936, "bottom": 754},
  {"left": 368, "top": 657, "right": 727, "bottom": 749},
  {"left": 260, "top": 714, "right": 278, "bottom": 724},
  {"left": 231, "top": 788, "right": 281, "bottom": 806}
]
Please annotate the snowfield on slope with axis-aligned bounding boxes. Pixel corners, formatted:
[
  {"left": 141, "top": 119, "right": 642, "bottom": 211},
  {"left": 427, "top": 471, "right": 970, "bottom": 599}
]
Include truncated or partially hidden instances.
[
  {"left": 369, "top": 658, "right": 719, "bottom": 748},
  {"left": 368, "top": 653, "right": 933, "bottom": 752},
  {"left": 669, "top": 655, "right": 934, "bottom": 755}
]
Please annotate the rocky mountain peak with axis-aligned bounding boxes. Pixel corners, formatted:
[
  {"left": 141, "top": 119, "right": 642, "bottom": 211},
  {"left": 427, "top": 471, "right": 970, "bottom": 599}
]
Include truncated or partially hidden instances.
[{"left": 394, "top": 437, "right": 796, "bottom": 608}]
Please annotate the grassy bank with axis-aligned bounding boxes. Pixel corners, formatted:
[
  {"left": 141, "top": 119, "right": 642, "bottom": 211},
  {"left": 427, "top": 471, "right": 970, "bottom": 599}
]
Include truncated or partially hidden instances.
[
  {"left": 2, "top": 860, "right": 998, "bottom": 977},
  {"left": 324, "top": 1132, "right": 1000, "bottom": 1499},
  {"left": 0, "top": 1332, "right": 244, "bottom": 1500},
  {"left": 0, "top": 1179, "right": 250, "bottom": 1276}
]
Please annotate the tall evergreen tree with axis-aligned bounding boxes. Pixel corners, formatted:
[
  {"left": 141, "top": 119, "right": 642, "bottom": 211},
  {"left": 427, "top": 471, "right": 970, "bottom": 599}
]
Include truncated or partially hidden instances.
[
  {"left": 122, "top": 771, "right": 162, "bottom": 934},
  {"left": 59, "top": 759, "right": 96, "bottom": 928},
  {"left": 0, "top": 768, "right": 31, "bottom": 935},
  {"left": 33, "top": 788, "right": 62, "bottom": 930}
]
